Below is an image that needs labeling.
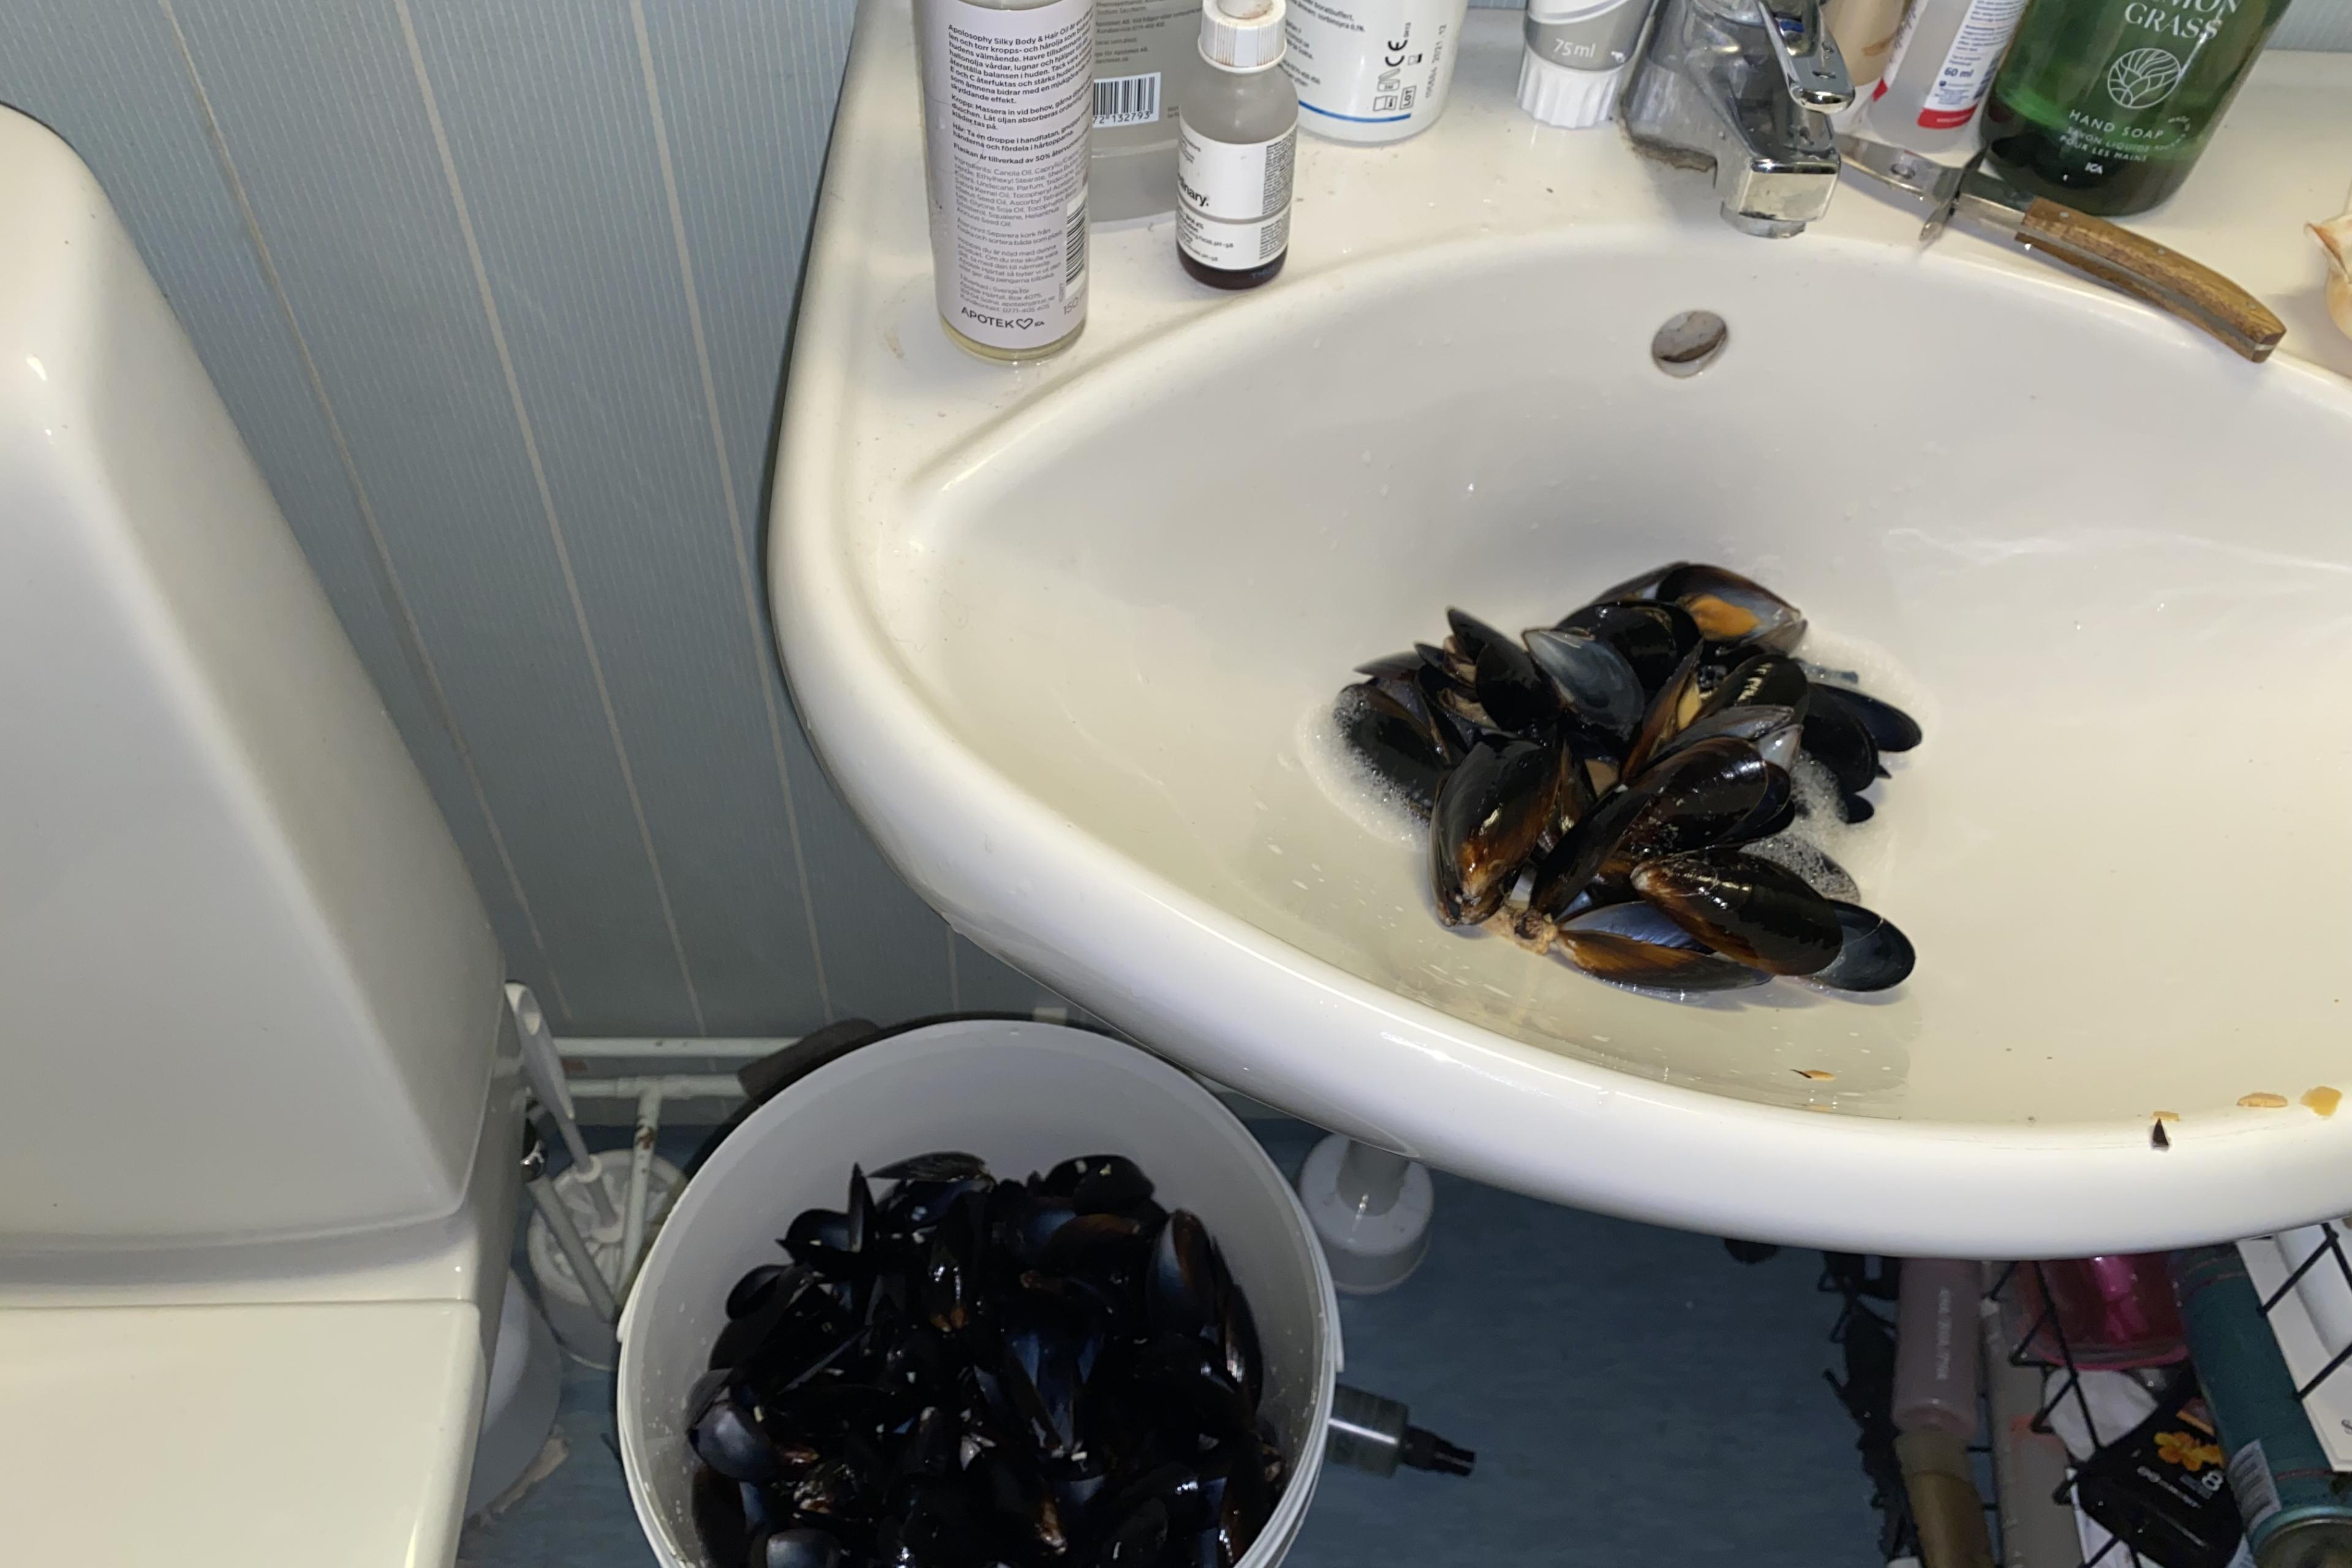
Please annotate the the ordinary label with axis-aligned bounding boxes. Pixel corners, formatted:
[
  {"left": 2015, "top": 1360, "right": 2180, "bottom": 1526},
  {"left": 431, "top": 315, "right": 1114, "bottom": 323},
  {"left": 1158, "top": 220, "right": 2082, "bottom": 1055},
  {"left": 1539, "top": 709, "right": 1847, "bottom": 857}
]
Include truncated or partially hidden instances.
[{"left": 1175, "top": 120, "right": 1296, "bottom": 273}]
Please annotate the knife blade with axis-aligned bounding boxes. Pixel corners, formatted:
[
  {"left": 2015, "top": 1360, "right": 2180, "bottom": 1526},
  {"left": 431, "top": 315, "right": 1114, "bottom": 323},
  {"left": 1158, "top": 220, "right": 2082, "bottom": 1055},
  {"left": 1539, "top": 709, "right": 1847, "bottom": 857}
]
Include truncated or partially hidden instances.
[
  {"left": 1832, "top": 135, "right": 1973, "bottom": 240},
  {"left": 1835, "top": 134, "right": 2285, "bottom": 362}
]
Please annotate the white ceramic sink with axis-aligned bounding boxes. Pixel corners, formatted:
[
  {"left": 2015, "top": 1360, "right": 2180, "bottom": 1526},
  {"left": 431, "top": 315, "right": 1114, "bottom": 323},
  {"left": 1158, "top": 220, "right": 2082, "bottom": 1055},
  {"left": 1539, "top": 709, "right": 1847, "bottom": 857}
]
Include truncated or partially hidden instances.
[{"left": 777, "top": 6, "right": 2352, "bottom": 1256}]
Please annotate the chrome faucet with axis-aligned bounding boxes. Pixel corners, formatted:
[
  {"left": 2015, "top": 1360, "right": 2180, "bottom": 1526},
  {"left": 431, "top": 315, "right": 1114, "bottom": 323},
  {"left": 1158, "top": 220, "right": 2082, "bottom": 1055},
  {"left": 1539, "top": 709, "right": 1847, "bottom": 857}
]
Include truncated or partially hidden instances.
[{"left": 1621, "top": 0, "right": 1854, "bottom": 237}]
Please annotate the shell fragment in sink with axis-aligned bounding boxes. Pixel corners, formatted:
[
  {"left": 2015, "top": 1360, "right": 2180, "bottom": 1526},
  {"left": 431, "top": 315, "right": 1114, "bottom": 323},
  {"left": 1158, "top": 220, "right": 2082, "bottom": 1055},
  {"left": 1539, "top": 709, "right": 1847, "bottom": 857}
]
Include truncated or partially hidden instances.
[{"left": 1336, "top": 564, "right": 1920, "bottom": 997}]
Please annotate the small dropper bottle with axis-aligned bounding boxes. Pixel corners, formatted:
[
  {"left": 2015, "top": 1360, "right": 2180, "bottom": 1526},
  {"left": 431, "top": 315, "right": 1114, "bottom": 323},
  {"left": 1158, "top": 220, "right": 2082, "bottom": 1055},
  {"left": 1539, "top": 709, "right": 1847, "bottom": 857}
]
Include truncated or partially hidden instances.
[{"left": 1175, "top": 0, "right": 1298, "bottom": 290}]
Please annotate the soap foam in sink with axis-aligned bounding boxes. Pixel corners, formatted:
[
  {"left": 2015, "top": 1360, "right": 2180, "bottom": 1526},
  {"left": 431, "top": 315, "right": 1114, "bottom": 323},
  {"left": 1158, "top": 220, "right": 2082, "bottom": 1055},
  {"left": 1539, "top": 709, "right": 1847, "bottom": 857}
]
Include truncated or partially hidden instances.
[
  {"left": 1745, "top": 762, "right": 1865, "bottom": 897},
  {"left": 1794, "top": 625, "right": 1930, "bottom": 735},
  {"left": 1294, "top": 699, "right": 1423, "bottom": 850},
  {"left": 1782, "top": 625, "right": 1918, "bottom": 895}
]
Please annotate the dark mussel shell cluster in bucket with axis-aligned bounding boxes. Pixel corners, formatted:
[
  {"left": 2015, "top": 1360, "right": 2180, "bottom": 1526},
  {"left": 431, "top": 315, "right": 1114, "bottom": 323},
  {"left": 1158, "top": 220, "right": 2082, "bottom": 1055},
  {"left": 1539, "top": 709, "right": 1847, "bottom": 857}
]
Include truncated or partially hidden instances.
[
  {"left": 1334, "top": 563, "right": 1920, "bottom": 995},
  {"left": 687, "top": 1152, "right": 1284, "bottom": 1568}
]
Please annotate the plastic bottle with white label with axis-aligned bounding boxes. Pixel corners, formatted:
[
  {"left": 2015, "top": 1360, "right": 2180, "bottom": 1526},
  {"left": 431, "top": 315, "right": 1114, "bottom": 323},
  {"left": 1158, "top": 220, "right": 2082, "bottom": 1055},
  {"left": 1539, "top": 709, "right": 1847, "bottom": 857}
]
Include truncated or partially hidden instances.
[
  {"left": 1284, "top": 0, "right": 1471, "bottom": 144},
  {"left": 913, "top": 0, "right": 1095, "bottom": 361},
  {"left": 1091, "top": 0, "right": 1197, "bottom": 222},
  {"left": 1867, "top": 0, "right": 2028, "bottom": 155},
  {"left": 1176, "top": 0, "right": 1299, "bottom": 290}
]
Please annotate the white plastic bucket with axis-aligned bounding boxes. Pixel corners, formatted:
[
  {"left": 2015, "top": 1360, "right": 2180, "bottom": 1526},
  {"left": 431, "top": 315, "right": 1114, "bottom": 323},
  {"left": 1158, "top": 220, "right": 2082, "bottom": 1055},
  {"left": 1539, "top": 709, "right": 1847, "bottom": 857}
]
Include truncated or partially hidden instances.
[{"left": 617, "top": 1019, "right": 1341, "bottom": 1568}]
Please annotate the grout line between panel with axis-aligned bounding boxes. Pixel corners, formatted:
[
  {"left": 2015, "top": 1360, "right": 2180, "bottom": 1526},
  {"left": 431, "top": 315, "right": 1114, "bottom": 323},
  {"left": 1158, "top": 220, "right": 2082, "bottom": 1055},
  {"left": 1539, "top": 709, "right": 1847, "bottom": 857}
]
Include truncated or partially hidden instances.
[
  {"left": 392, "top": 0, "right": 707, "bottom": 1033},
  {"left": 627, "top": 0, "right": 835, "bottom": 1021},
  {"left": 945, "top": 924, "right": 962, "bottom": 1012},
  {"left": 155, "top": 0, "right": 573, "bottom": 1020}
]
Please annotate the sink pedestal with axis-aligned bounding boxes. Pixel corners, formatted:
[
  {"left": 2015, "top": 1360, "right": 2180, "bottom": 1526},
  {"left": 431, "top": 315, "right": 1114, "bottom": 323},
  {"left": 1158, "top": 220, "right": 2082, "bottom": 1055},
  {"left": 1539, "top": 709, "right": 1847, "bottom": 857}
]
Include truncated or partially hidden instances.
[{"left": 1299, "top": 1136, "right": 1435, "bottom": 1295}]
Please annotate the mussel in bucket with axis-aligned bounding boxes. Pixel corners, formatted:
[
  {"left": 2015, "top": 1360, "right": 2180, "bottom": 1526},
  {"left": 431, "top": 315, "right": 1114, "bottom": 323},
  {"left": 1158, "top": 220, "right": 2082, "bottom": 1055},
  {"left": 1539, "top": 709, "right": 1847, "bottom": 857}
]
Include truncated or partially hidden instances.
[{"left": 688, "top": 1153, "right": 1288, "bottom": 1568}]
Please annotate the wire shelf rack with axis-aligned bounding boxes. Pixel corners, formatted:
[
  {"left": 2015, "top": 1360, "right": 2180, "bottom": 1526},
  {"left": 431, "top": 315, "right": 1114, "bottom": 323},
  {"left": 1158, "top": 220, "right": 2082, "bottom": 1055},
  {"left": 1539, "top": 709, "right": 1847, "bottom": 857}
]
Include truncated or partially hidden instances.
[
  {"left": 1981, "top": 1238, "right": 2352, "bottom": 1568},
  {"left": 1986, "top": 1260, "right": 2164, "bottom": 1568},
  {"left": 1822, "top": 1242, "right": 2352, "bottom": 1568},
  {"left": 2253, "top": 1223, "right": 2352, "bottom": 1404}
]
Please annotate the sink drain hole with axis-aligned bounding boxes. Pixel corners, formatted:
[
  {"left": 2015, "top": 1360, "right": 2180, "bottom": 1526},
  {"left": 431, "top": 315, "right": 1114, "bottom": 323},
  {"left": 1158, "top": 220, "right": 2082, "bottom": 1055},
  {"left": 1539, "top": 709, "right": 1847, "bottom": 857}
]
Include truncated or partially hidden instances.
[{"left": 1651, "top": 311, "right": 1729, "bottom": 377}]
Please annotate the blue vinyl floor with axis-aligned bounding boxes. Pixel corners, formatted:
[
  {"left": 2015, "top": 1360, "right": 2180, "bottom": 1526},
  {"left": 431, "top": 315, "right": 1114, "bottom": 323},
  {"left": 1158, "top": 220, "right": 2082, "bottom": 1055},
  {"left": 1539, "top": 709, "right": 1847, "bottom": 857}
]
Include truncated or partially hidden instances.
[{"left": 460, "top": 1118, "right": 1876, "bottom": 1568}]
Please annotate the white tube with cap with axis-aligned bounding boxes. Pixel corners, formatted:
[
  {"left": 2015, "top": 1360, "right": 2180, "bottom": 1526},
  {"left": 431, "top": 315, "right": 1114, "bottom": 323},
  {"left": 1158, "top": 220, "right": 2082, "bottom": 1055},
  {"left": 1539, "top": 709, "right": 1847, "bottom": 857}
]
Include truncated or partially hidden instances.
[{"left": 1518, "top": 0, "right": 1664, "bottom": 129}]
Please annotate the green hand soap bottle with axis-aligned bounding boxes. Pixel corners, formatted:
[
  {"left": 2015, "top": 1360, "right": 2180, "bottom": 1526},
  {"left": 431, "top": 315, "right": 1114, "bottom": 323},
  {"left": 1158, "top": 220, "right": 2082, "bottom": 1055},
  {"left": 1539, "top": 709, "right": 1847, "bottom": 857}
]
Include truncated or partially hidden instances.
[{"left": 1980, "top": 0, "right": 2297, "bottom": 217}]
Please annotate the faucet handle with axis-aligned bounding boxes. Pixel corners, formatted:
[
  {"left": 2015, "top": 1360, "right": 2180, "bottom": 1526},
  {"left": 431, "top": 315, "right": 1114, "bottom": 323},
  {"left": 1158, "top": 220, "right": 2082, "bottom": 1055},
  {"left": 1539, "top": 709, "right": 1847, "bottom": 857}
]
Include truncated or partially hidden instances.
[{"left": 1762, "top": 0, "right": 1853, "bottom": 110}]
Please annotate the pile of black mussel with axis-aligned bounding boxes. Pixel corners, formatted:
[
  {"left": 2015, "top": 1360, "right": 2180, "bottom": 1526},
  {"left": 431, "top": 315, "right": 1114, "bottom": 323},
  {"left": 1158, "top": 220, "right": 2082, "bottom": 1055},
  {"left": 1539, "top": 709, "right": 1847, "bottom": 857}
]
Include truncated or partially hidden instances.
[
  {"left": 687, "top": 1152, "right": 1283, "bottom": 1568},
  {"left": 1334, "top": 562, "right": 1921, "bottom": 994}
]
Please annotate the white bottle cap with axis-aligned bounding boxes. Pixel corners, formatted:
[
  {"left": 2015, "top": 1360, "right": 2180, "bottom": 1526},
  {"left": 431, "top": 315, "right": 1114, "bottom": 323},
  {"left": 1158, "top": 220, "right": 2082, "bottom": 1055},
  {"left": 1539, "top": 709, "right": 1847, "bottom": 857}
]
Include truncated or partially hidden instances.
[
  {"left": 1200, "top": 0, "right": 1287, "bottom": 71},
  {"left": 1517, "top": 47, "right": 1624, "bottom": 130}
]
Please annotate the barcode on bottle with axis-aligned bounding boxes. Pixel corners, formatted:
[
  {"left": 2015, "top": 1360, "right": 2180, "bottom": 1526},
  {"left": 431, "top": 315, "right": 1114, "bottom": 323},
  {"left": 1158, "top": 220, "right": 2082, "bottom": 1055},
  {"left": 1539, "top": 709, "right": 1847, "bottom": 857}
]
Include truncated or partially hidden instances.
[
  {"left": 2227, "top": 1441, "right": 2283, "bottom": 1532},
  {"left": 1093, "top": 72, "right": 1161, "bottom": 128},
  {"left": 1062, "top": 190, "right": 1088, "bottom": 300}
]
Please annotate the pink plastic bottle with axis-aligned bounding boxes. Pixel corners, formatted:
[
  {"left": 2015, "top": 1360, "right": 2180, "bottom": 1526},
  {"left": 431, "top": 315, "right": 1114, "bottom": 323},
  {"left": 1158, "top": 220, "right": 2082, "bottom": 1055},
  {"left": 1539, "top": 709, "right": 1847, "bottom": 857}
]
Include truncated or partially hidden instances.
[{"left": 2007, "top": 1255, "right": 2187, "bottom": 1370}]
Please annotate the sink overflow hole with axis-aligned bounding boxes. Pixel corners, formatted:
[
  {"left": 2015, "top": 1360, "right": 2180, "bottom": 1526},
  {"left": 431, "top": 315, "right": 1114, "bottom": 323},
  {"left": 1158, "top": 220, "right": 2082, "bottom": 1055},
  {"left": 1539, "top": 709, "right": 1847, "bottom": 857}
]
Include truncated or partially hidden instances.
[{"left": 1651, "top": 311, "right": 1729, "bottom": 377}]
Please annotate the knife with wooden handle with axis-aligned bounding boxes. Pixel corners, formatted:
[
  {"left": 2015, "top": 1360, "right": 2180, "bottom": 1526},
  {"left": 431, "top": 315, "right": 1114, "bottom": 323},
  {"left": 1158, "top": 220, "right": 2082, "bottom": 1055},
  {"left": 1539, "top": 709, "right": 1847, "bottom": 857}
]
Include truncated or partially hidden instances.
[{"left": 1836, "top": 135, "right": 2285, "bottom": 363}]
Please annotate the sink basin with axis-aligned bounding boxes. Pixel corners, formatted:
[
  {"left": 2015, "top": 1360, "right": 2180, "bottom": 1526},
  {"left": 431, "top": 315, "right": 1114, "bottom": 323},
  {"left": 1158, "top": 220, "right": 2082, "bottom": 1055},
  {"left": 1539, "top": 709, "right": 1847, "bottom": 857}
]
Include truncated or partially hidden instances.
[{"left": 777, "top": 7, "right": 2352, "bottom": 1254}]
